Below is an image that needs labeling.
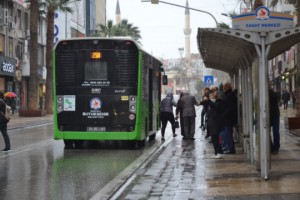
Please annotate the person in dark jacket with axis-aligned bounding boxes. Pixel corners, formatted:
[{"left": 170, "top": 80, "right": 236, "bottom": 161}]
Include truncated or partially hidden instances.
[
  {"left": 175, "top": 92, "right": 185, "bottom": 137},
  {"left": 222, "top": 82, "right": 237, "bottom": 154},
  {"left": 282, "top": 90, "right": 290, "bottom": 110},
  {"left": 0, "top": 92, "right": 11, "bottom": 152},
  {"left": 206, "top": 91, "right": 224, "bottom": 158},
  {"left": 200, "top": 88, "right": 211, "bottom": 133},
  {"left": 160, "top": 92, "right": 177, "bottom": 141},
  {"left": 269, "top": 86, "right": 280, "bottom": 154},
  {"left": 180, "top": 92, "right": 199, "bottom": 140}
]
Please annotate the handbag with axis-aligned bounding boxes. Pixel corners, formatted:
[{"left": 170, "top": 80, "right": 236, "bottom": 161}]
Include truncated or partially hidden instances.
[{"left": 174, "top": 120, "right": 179, "bottom": 128}]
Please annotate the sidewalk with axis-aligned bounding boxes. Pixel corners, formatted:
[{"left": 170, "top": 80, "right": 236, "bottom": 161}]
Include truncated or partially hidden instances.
[
  {"left": 117, "top": 108, "right": 300, "bottom": 199},
  {"left": 7, "top": 111, "right": 53, "bottom": 130}
]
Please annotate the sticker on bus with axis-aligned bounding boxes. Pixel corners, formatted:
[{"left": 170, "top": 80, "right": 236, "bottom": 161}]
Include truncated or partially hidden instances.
[
  {"left": 64, "top": 95, "right": 76, "bottom": 111},
  {"left": 121, "top": 96, "right": 129, "bottom": 101}
]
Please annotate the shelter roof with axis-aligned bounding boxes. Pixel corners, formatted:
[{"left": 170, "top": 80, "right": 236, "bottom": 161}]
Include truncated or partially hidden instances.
[{"left": 197, "top": 27, "right": 300, "bottom": 74}]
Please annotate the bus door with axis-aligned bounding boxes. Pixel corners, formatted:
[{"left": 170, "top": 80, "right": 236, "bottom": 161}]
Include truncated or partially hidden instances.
[{"left": 148, "top": 69, "right": 153, "bottom": 131}]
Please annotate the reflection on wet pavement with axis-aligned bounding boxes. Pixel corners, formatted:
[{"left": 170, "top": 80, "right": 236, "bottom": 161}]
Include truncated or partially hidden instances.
[
  {"left": 0, "top": 123, "right": 161, "bottom": 200},
  {"left": 118, "top": 120, "right": 300, "bottom": 200}
]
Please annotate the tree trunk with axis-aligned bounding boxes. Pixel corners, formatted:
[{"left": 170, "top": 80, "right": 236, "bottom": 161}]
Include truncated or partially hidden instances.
[
  {"left": 296, "top": 0, "right": 300, "bottom": 116},
  {"left": 45, "top": 10, "right": 54, "bottom": 114},
  {"left": 28, "top": 0, "right": 39, "bottom": 110}
]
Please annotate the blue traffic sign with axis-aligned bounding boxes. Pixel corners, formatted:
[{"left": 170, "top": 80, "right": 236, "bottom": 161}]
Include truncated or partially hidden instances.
[{"left": 204, "top": 75, "right": 214, "bottom": 86}]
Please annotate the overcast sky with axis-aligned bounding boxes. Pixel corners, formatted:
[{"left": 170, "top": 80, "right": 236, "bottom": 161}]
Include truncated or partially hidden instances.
[{"left": 106, "top": 0, "right": 239, "bottom": 59}]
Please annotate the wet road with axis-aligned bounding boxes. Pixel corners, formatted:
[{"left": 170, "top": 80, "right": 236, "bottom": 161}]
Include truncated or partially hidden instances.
[{"left": 0, "top": 124, "right": 162, "bottom": 200}]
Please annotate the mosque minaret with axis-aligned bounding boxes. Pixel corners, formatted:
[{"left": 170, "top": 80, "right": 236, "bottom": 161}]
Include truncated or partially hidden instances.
[
  {"left": 115, "top": 0, "right": 121, "bottom": 25},
  {"left": 184, "top": 0, "right": 191, "bottom": 71}
]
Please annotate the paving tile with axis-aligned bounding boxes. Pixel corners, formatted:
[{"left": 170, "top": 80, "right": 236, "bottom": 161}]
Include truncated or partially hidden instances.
[{"left": 117, "top": 108, "right": 300, "bottom": 200}]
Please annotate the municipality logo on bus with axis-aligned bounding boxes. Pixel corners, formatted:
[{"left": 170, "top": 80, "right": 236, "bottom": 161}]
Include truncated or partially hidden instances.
[{"left": 90, "top": 97, "right": 102, "bottom": 110}]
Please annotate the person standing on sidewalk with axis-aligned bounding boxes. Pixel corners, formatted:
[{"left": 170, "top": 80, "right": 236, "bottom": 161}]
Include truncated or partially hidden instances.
[
  {"left": 282, "top": 90, "right": 290, "bottom": 110},
  {"left": 269, "top": 86, "right": 280, "bottom": 154},
  {"left": 200, "top": 88, "right": 210, "bottom": 132},
  {"left": 222, "top": 82, "right": 237, "bottom": 154},
  {"left": 204, "top": 91, "right": 224, "bottom": 158},
  {"left": 160, "top": 92, "right": 177, "bottom": 141},
  {"left": 175, "top": 92, "right": 185, "bottom": 137},
  {"left": 0, "top": 92, "right": 11, "bottom": 152},
  {"left": 180, "top": 92, "right": 199, "bottom": 140}
]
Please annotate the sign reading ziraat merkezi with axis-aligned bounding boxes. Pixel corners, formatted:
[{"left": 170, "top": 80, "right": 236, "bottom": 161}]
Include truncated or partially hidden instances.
[{"left": 232, "top": 6, "right": 294, "bottom": 32}]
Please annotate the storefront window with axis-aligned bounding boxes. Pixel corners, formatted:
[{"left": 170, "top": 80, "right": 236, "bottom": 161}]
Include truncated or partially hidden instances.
[
  {"left": 0, "top": 35, "right": 4, "bottom": 54},
  {"left": 7, "top": 81, "right": 13, "bottom": 92},
  {"left": 0, "top": 78, "right": 4, "bottom": 91},
  {"left": 9, "top": 37, "right": 13, "bottom": 57}
]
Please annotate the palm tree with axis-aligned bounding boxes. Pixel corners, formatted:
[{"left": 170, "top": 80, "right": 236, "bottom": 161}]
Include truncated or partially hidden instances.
[
  {"left": 98, "top": 20, "right": 115, "bottom": 37},
  {"left": 270, "top": 0, "right": 300, "bottom": 116},
  {"left": 28, "top": 0, "right": 39, "bottom": 111},
  {"left": 42, "top": 0, "right": 73, "bottom": 114},
  {"left": 97, "top": 19, "right": 142, "bottom": 44},
  {"left": 218, "top": 22, "right": 230, "bottom": 29},
  {"left": 116, "top": 19, "right": 142, "bottom": 42}
]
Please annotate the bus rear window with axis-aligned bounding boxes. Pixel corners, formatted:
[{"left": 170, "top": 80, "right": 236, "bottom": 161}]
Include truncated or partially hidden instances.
[{"left": 85, "top": 61, "right": 108, "bottom": 80}]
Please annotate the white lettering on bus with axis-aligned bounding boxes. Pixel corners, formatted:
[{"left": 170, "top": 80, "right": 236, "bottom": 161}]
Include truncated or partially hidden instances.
[
  {"left": 82, "top": 112, "right": 109, "bottom": 118},
  {"left": 115, "top": 89, "right": 126, "bottom": 94}
]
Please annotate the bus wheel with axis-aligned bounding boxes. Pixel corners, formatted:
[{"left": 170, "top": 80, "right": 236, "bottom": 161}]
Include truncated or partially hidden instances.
[
  {"left": 74, "top": 140, "right": 84, "bottom": 149},
  {"left": 64, "top": 140, "right": 74, "bottom": 149},
  {"left": 149, "top": 133, "right": 156, "bottom": 141},
  {"left": 137, "top": 139, "right": 146, "bottom": 148}
]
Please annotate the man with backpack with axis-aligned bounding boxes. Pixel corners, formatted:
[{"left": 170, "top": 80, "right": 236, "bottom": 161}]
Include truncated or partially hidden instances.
[{"left": 0, "top": 91, "right": 11, "bottom": 152}]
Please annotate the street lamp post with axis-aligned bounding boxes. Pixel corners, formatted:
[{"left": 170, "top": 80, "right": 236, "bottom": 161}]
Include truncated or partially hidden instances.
[
  {"left": 142, "top": 0, "right": 219, "bottom": 27},
  {"left": 178, "top": 47, "right": 184, "bottom": 92}
]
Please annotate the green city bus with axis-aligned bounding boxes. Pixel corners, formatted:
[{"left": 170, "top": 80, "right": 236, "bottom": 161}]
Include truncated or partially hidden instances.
[{"left": 53, "top": 37, "right": 166, "bottom": 148}]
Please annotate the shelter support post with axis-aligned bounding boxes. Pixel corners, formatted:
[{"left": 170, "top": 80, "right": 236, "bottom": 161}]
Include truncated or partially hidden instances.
[
  {"left": 255, "top": 34, "right": 271, "bottom": 180},
  {"left": 236, "top": 69, "right": 243, "bottom": 140},
  {"left": 240, "top": 63, "right": 251, "bottom": 159},
  {"left": 234, "top": 72, "right": 241, "bottom": 143},
  {"left": 241, "top": 68, "right": 248, "bottom": 155},
  {"left": 247, "top": 66, "right": 254, "bottom": 163},
  {"left": 241, "top": 54, "right": 255, "bottom": 163}
]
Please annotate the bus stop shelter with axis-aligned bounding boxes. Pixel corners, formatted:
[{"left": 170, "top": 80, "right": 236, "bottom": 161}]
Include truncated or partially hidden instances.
[{"left": 197, "top": 7, "right": 300, "bottom": 179}]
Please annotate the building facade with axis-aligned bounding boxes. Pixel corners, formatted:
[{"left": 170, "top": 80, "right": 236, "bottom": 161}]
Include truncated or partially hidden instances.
[
  {"left": 267, "top": 1, "right": 297, "bottom": 100},
  {"left": 0, "top": 0, "right": 47, "bottom": 110},
  {"left": 54, "top": 0, "right": 106, "bottom": 40}
]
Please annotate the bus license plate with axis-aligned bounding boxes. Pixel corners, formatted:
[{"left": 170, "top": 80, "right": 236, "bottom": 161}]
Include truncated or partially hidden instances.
[{"left": 87, "top": 127, "right": 106, "bottom": 132}]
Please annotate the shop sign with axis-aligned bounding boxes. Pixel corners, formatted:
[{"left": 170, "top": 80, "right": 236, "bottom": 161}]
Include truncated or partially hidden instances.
[
  {"left": 0, "top": 56, "right": 16, "bottom": 76},
  {"left": 15, "top": 69, "right": 22, "bottom": 82},
  {"left": 232, "top": 6, "right": 294, "bottom": 32}
]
